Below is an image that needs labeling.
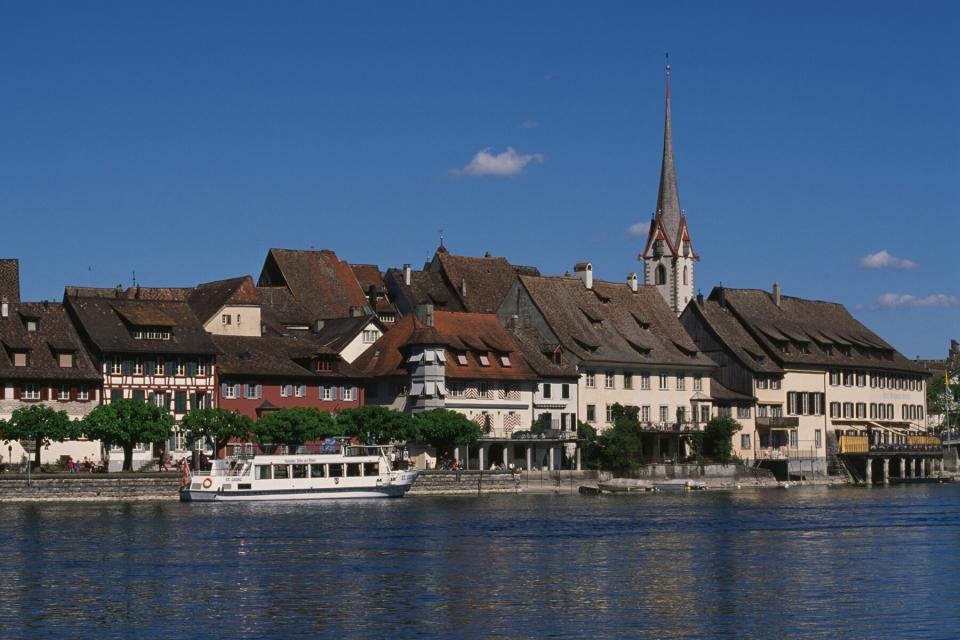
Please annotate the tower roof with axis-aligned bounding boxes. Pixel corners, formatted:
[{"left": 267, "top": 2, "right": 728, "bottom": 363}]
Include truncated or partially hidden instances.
[{"left": 655, "top": 61, "right": 682, "bottom": 247}]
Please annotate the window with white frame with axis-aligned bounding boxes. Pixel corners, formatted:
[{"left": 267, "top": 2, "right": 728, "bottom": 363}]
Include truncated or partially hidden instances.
[
  {"left": 133, "top": 359, "right": 144, "bottom": 375},
  {"left": 856, "top": 402, "right": 866, "bottom": 419},
  {"left": 605, "top": 372, "right": 615, "bottom": 389},
  {"left": 281, "top": 384, "right": 292, "bottom": 398},
  {"left": 830, "top": 371, "right": 840, "bottom": 386},
  {"left": 843, "top": 402, "right": 853, "bottom": 418},
  {"left": 659, "top": 405, "right": 669, "bottom": 422},
  {"left": 659, "top": 374, "right": 669, "bottom": 390},
  {"left": 623, "top": 373, "right": 633, "bottom": 390},
  {"left": 22, "top": 383, "right": 41, "bottom": 400},
  {"left": 741, "top": 433, "right": 751, "bottom": 449},
  {"left": 342, "top": 386, "right": 354, "bottom": 401},
  {"left": 77, "top": 385, "right": 89, "bottom": 401},
  {"left": 176, "top": 359, "right": 185, "bottom": 376},
  {"left": 111, "top": 358, "right": 122, "bottom": 375},
  {"left": 856, "top": 372, "right": 865, "bottom": 387},
  {"left": 757, "top": 404, "right": 769, "bottom": 417},
  {"left": 197, "top": 360, "right": 207, "bottom": 376},
  {"left": 58, "top": 384, "right": 70, "bottom": 401},
  {"left": 296, "top": 384, "right": 306, "bottom": 398},
  {"left": 830, "top": 402, "right": 840, "bottom": 418},
  {"left": 640, "top": 374, "right": 651, "bottom": 390},
  {"left": 154, "top": 392, "right": 167, "bottom": 408},
  {"left": 693, "top": 376, "right": 702, "bottom": 391},
  {"left": 605, "top": 404, "right": 613, "bottom": 423},
  {"left": 321, "top": 386, "right": 333, "bottom": 401},
  {"left": 585, "top": 371, "right": 595, "bottom": 388},
  {"left": 756, "top": 377, "right": 768, "bottom": 390},
  {"left": 737, "top": 406, "right": 751, "bottom": 419},
  {"left": 449, "top": 382, "right": 464, "bottom": 397},
  {"left": 771, "top": 405, "right": 783, "bottom": 418},
  {"left": 641, "top": 405, "right": 651, "bottom": 422},
  {"left": 478, "top": 383, "right": 488, "bottom": 398},
  {"left": 362, "top": 330, "right": 379, "bottom": 344},
  {"left": 770, "top": 378, "right": 781, "bottom": 390},
  {"left": 676, "top": 375, "right": 685, "bottom": 391}
]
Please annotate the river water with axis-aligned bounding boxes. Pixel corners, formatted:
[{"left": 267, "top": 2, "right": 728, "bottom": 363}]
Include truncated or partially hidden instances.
[{"left": 1, "top": 484, "right": 958, "bottom": 639}]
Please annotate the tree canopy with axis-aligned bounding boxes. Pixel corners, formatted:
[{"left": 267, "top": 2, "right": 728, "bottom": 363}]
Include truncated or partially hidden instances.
[
  {"left": 693, "top": 415, "right": 742, "bottom": 464},
  {"left": 180, "top": 407, "right": 254, "bottom": 458},
  {"left": 82, "top": 400, "right": 175, "bottom": 471},
  {"left": 413, "top": 409, "right": 481, "bottom": 457},
  {"left": 251, "top": 408, "right": 339, "bottom": 450},
  {"left": 335, "top": 405, "right": 416, "bottom": 444},
  {"left": 1, "top": 404, "right": 76, "bottom": 468},
  {"left": 595, "top": 404, "right": 645, "bottom": 477}
]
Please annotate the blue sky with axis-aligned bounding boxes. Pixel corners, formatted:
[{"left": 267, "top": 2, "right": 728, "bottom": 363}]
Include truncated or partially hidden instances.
[{"left": 1, "top": 1, "right": 957, "bottom": 358}]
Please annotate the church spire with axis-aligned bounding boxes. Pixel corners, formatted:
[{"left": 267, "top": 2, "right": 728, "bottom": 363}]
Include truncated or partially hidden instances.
[{"left": 654, "top": 54, "right": 682, "bottom": 249}]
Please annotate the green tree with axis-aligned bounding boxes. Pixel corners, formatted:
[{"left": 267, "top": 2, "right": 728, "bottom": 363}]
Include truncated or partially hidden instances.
[
  {"left": 180, "top": 408, "right": 254, "bottom": 459},
  {"left": 82, "top": 400, "right": 175, "bottom": 471},
  {"left": 532, "top": 413, "right": 552, "bottom": 435},
  {"left": 251, "top": 408, "right": 339, "bottom": 451},
  {"left": 693, "top": 415, "right": 742, "bottom": 464},
  {"left": 927, "top": 374, "right": 959, "bottom": 432},
  {"left": 413, "top": 409, "right": 481, "bottom": 459},
  {"left": 576, "top": 420, "right": 602, "bottom": 469},
  {"left": 1, "top": 404, "right": 76, "bottom": 468},
  {"left": 336, "top": 405, "right": 415, "bottom": 444},
  {"left": 596, "top": 404, "right": 645, "bottom": 477}
]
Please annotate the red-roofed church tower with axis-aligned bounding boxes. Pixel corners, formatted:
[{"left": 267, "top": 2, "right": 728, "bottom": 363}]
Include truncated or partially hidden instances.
[{"left": 640, "top": 59, "right": 698, "bottom": 315}]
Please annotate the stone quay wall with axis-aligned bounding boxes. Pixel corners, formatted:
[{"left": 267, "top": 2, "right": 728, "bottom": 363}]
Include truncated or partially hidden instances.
[{"left": 0, "top": 474, "right": 182, "bottom": 502}]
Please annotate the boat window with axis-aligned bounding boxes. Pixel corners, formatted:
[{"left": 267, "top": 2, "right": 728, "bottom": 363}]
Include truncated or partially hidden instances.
[
  {"left": 273, "top": 464, "right": 290, "bottom": 479},
  {"left": 310, "top": 464, "right": 326, "bottom": 478},
  {"left": 292, "top": 464, "right": 308, "bottom": 478},
  {"left": 363, "top": 462, "right": 379, "bottom": 476},
  {"left": 256, "top": 465, "right": 271, "bottom": 480},
  {"left": 328, "top": 463, "right": 344, "bottom": 477},
  {"left": 346, "top": 463, "right": 362, "bottom": 477}
]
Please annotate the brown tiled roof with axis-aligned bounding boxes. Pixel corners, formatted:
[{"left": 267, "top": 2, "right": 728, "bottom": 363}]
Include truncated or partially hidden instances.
[
  {"left": 432, "top": 252, "right": 540, "bottom": 313},
  {"left": 0, "top": 259, "right": 20, "bottom": 304},
  {"left": 712, "top": 287, "right": 925, "bottom": 374},
  {"left": 314, "top": 315, "right": 383, "bottom": 353},
  {"left": 509, "top": 326, "right": 579, "bottom": 379},
  {"left": 0, "top": 302, "right": 100, "bottom": 381},
  {"left": 64, "top": 293, "right": 219, "bottom": 356},
  {"left": 257, "top": 249, "right": 370, "bottom": 320},
  {"left": 384, "top": 269, "right": 464, "bottom": 313},
  {"left": 354, "top": 311, "right": 537, "bottom": 381},
  {"left": 256, "top": 286, "right": 314, "bottom": 335},
  {"left": 519, "top": 275, "right": 715, "bottom": 369},
  {"left": 212, "top": 334, "right": 364, "bottom": 379},
  {"left": 686, "top": 299, "right": 784, "bottom": 374},
  {"left": 128, "top": 286, "right": 191, "bottom": 301},
  {"left": 188, "top": 276, "right": 259, "bottom": 325},
  {"left": 350, "top": 263, "right": 399, "bottom": 316}
]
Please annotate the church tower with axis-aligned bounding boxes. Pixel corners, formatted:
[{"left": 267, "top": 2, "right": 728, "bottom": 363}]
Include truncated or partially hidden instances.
[{"left": 640, "top": 60, "right": 698, "bottom": 315}]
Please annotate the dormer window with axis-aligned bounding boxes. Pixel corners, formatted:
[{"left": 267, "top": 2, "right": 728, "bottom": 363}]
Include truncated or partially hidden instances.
[
  {"left": 25, "top": 319, "right": 38, "bottom": 332},
  {"left": 499, "top": 354, "right": 511, "bottom": 367},
  {"left": 133, "top": 327, "right": 171, "bottom": 340},
  {"left": 13, "top": 351, "right": 27, "bottom": 367},
  {"left": 58, "top": 352, "right": 74, "bottom": 368},
  {"left": 222, "top": 314, "right": 232, "bottom": 325},
  {"left": 455, "top": 352, "right": 468, "bottom": 366},
  {"left": 315, "top": 359, "right": 333, "bottom": 372},
  {"left": 478, "top": 354, "right": 490, "bottom": 367}
]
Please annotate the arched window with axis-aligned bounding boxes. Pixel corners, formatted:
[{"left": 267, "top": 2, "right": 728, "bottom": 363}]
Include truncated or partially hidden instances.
[
  {"left": 682, "top": 266, "right": 688, "bottom": 285},
  {"left": 655, "top": 264, "right": 666, "bottom": 286}
]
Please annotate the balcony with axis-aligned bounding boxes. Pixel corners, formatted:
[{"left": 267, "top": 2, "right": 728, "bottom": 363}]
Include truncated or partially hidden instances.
[
  {"left": 754, "top": 447, "right": 819, "bottom": 460},
  {"left": 755, "top": 417, "right": 800, "bottom": 428},
  {"left": 638, "top": 421, "right": 703, "bottom": 433}
]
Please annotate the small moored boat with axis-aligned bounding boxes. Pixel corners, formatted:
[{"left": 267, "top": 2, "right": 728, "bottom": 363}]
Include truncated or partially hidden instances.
[
  {"left": 181, "top": 443, "right": 419, "bottom": 502},
  {"left": 654, "top": 479, "right": 707, "bottom": 492}
]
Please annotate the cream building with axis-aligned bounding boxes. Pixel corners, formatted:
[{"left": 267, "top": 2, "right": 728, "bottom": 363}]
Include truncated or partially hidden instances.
[{"left": 681, "top": 284, "right": 928, "bottom": 477}]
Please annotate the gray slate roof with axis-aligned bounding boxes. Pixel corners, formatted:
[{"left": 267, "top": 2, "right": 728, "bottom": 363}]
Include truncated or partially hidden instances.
[
  {"left": 520, "top": 275, "right": 715, "bottom": 369},
  {"left": 707, "top": 287, "right": 926, "bottom": 374}
]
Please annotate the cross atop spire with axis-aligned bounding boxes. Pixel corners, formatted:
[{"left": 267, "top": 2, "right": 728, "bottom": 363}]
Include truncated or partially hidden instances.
[{"left": 653, "top": 55, "right": 683, "bottom": 250}]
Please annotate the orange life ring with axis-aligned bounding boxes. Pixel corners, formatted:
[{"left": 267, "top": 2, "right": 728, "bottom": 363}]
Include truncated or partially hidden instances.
[{"left": 202, "top": 478, "right": 212, "bottom": 489}]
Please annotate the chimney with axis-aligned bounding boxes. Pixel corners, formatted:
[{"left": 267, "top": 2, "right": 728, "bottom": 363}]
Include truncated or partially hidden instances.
[
  {"left": 403, "top": 264, "right": 412, "bottom": 286},
  {"left": 696, "top": 290, "right": 704, "bottom": 306},
  {"left": 315, "top": 319, "right": 325, "bottom": 332},
  {"left": 773, "top": 282, "right": 781, "bottom": 308},
  {"left": 717, "top": 283, "right": 726, "bottom": 308},
  {"left": 1, "top": 297, "right": 7, "bottom": 318},
  {"left": 627, "top": 272, "right": 638, "bottom": 293},
  {"left": 460, "top": 277, "right": 467, "bottom": 298},
  {"left": 414, "top": 303, "right": 434, "bottom": 327},
  {"left": 574, "top": 262, "right": 593, "bottom": 290},
  {"left": 349, "top": 305, "right": 363, "bottom": 318}
]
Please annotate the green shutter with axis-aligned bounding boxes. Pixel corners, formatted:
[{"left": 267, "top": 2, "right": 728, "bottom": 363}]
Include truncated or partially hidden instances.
[
  {"left": 122, "top": 360, "right": 133, "bottom": 376},
  {"left": 186, "top": 361, "right": 196, "bottom": 377},
  {"left": 189, "top": 392, "right": 197, "bottom": 411},
  {"left": 132, "top": 389, "right": 145, "bottom": 402},
  {"left": 175, "top": 391, "right": 186, "bottom": 413},
  {"left": 145, "top": 360, "right": 156, "bottom": 376},
  {"left": 167, "top": 359, "right": 177, "bottom": 376}
]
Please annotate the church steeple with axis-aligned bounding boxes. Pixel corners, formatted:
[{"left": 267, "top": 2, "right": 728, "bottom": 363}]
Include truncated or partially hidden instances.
[
  {"left": 655, "top": 57, "right": 683, "bottom": 250},
  {"left": 641, "top": 57, "right": 698, "bottom": 316}
]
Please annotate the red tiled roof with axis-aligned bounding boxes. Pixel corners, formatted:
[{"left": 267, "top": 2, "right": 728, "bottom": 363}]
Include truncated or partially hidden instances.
[{"left": 257, "top": 249, "right": 369, "bottom": 320}]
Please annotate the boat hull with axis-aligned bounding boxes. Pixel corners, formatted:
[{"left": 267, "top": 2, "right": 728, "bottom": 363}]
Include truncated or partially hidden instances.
[{"left": 181, "top": 484, "right": 411, "bottom": 502}]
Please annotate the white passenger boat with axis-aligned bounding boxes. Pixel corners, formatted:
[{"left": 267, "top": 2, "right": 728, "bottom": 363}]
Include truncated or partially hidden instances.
[{"left": 180, "top": 443, "right": 419, "bottom": 502}]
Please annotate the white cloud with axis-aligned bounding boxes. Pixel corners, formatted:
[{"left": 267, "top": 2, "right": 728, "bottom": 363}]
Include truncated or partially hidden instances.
[
  {"left": 452, "top": 147, "right": 544, "bottom": 177},
  {"left": 858, "top": 250, "right": 918, "bottom": 270},
  {"left": 877, "top": 292, "right": 960, "bottom": 309},
  {"left": 520, "top": 120, "right": 539, "bottom": 129},
  {"left": 628, "top": 221, "right": 649, "bottom": 237}
]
